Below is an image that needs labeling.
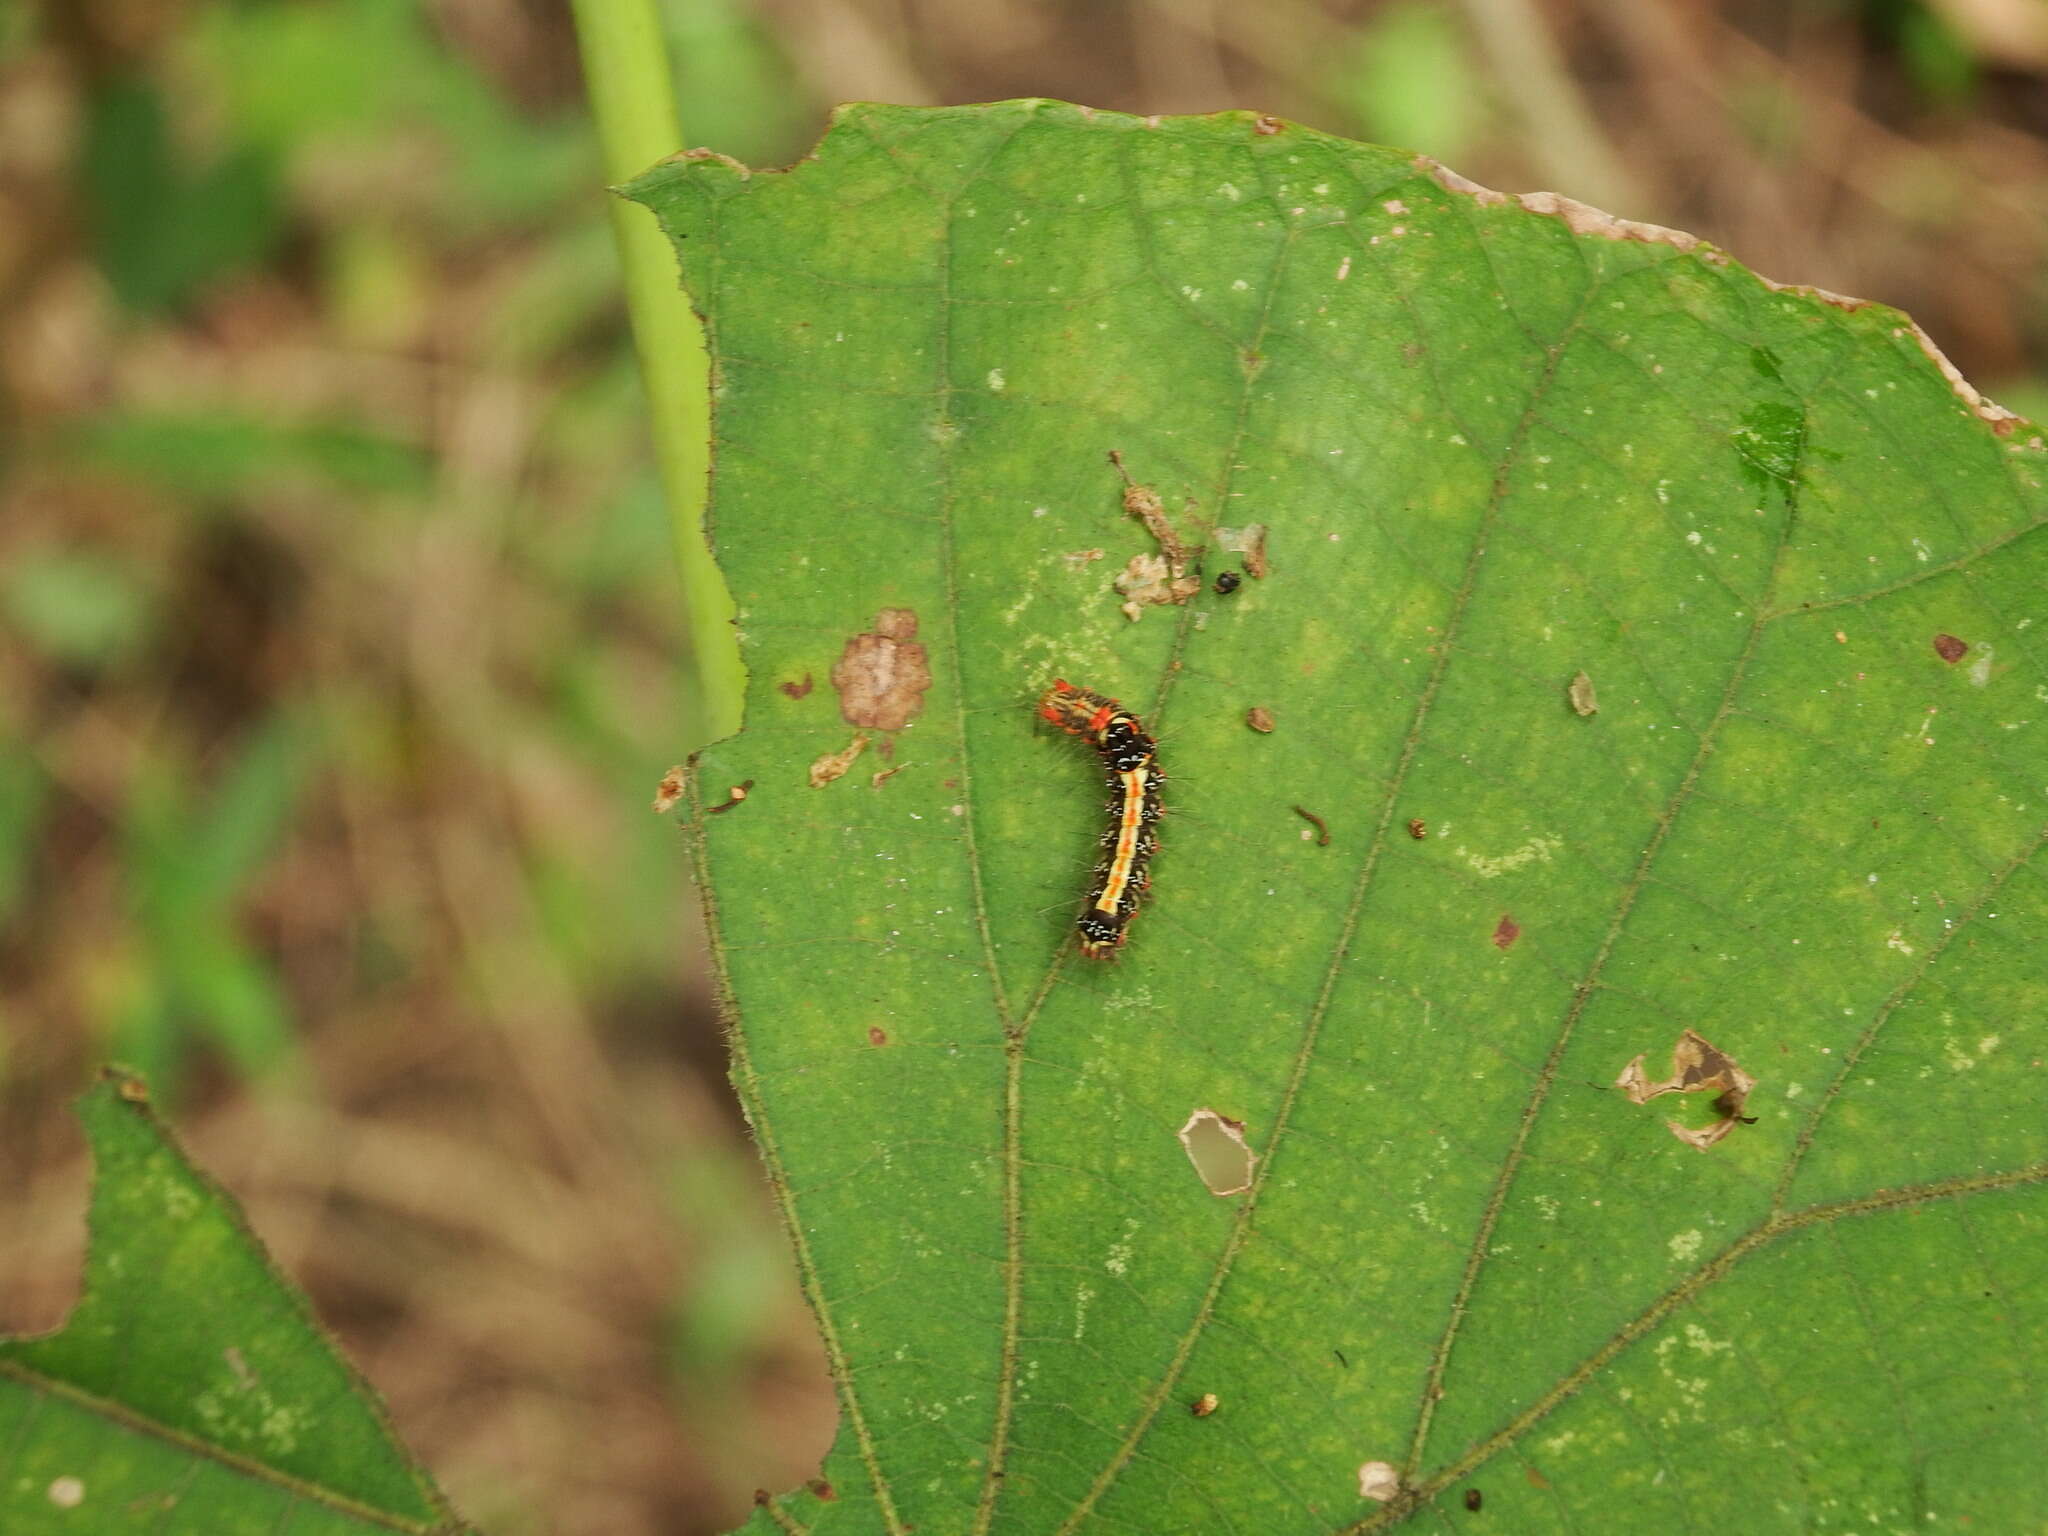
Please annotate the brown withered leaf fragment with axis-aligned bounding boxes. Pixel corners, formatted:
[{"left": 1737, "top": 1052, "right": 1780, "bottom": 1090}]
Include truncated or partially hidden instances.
[
  {"left": 1616, "top": 1028, "right": 1758, "bottom": 1150},
  {"left": 1246, "top": 706, "right": 1276, "bottom": 733},
  {"left": 831, "top": 609, "right": 932, "bottom": 728},
  {"left": 651, "top": 765, "right": 687, "bottom": 815},
  {"left": 1407, "top": 818, "right": 1427, "bottom": 840},
  {"left": 1932, "top": 632, "right": 1968, "bottom": 663},
  {"left": 808, "top": 734, "right": 869, "bottom": 788},
  {"left": 1568, "top": 669, "right": 1598, "bottom": 716}
]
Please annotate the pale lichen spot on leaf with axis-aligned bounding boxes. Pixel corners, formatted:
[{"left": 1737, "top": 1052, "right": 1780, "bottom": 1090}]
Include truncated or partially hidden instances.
[
  {"left": 46, "top": 1478, "right": 84, "bottom": 1509},
  {"left": 1459, "top": 834, "right": 1562, "bottom": 879},
  {"left": 1668, "top": 1228, "right": 1705, "bottom": 1264},
  {"left": 1179, "top": 1109, "right": 1256, "bottom": 1197},
  {"left": 830, "top": 608, "right": 930, "bottom": 730}
]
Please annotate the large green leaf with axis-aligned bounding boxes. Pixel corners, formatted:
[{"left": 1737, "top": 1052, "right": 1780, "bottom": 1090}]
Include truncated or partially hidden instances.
[
  {"left": 0, "top": 1072, "right": 467, "bottom": 1535},
  {"left": 629, "top": 102, "right": 2047, "bottom": 1533}
]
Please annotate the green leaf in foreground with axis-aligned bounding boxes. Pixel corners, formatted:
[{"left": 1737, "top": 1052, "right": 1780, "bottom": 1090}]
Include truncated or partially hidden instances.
[
  {"left": 631, "top": 101, "right": 2047, "bottom": 1534},
  {"left": 0, "top": 1071, "right": 467, "bottom": 1535}
]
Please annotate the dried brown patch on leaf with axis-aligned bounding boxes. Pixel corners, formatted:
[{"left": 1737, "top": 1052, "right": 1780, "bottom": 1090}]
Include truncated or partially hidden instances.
[
  {"left": 651, "top": 765, "right": 687, "bottom": 814},
  {"left": 1106, "top": 450, "right": 1201, "bottom": 619},
  {"left": 869, "top": 763, "right": 908, "bottom": 789},
  {"left": 1933, "top": 632, "right": 1968, "bottom": 663},
  {"left": 1114, "top": 552, "right": 1203, "bottom": 621},
  {"left": 1108, "top": 450, "right": 1187, "bottom": 561},
  {"left": 1063, "top": 547, "right": 1106, "bottom": 569},
  {"left": 779, "top": 672, "right": 814, "bottom": 699},
  {"left": 1616, "top": 1028, "right": 1758, "bottom": 1150},
  {"left": 866, "top": 1026, "right": 888, "bottom": 1046},
  {"left": 1246, "top": 706, "right": 1275, "bottom": 733},
  {"left": 808, "top": 734, "right": 869, "bottom": 788},
  {"left": 1407, "top": 818, "right": 1427, "bottom": 840},
  {"left": 1568, "top": 669, "right": 1599, "bottom": 716},
  {"left": 1179, "top": 1108, "right": 1256, "bottom": 1196},
  {"left": 831, "top": 608, "right": 931, "bottom": 728},
  {"left": 1190, "top": 1392, "right": 1219, "bottom": 1418},
  {"left": 1492, "top": 913, "right": 1521, "bottom": 950},
  {"left": 1292, "top": 805, "right": 1331, "bottom": 846}
]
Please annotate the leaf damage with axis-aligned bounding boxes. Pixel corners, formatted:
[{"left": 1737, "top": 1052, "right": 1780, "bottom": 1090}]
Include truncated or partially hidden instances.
[
  {"left": 1616, "top": 1029, "right": 1759, "bottom": 1150},
  {"left": 1108, "top": 450, "right": 1201, "bottom": 620},
  {"left": 1179, "top": 1109, "right": 1256, "bottom": 1197},
  {"left": 831, "top": 608, "right": 932, "bottom": 729},
  {"left": 808, "top": 734, "right": 869, "bottom": 788}
]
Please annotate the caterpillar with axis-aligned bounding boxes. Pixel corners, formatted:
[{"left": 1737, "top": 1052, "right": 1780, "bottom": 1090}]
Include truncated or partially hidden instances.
[{"left": 1037, "top": 679, "right": 1163, "bottom": 958}]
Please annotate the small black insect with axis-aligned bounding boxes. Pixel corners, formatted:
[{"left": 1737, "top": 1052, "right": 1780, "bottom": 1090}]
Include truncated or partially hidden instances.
[{"left": 1213, "top": 570, "right": 1241, "bottom": 594}]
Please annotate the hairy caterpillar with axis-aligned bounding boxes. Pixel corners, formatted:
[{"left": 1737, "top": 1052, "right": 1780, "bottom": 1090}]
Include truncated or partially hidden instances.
[{"left": 1037, "top": 679, "right": 1163, "bottom": 958}]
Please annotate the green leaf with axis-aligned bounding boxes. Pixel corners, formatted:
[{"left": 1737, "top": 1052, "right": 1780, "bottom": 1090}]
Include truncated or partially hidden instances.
[
  {"left": 0, "top": 1071, "right": 467, "bottom": 1533},
  {"left": 629, "top": 102, "right": 2048, "bottom": 1532}
]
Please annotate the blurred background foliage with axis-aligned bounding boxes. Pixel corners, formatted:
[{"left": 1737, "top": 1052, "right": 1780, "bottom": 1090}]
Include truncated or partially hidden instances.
[{"left": 0, "top": 0, "right": 2043, "bottom": 1531}]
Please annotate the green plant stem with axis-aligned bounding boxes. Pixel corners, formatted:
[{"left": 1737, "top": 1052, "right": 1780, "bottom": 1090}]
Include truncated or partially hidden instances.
[{"left": 569, "top": 0, "right": 743, "bottom": 745}]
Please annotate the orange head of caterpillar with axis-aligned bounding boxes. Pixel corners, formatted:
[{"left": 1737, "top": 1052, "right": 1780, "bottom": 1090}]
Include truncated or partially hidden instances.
[{"left": 1038, "top": 679, "right": 1118, "bottom": 741}]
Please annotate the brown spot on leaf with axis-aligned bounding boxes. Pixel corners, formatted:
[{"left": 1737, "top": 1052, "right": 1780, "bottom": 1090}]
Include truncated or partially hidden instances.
[
  {"left": 651, "top": 765, "right": 687, "bottom": 814},
  {"left": 808, "top": 1480, "right": 836, "bottom": 1502},
  {"left": 1254, "top": 114, "right": 1284, "bottom": 135},
  {"left": 1933, "top": 632, "right": 1968, "bottom": 663},
  {"left": 867, "top": 1026, "right": 888, "bottom": 1047},
  {"left": 1293, "top": 805, "right": 1331, "bottom": 845},
  {"left": 1179, "top": 1109, "right": 1256, "bottom": 1196},
  {"left": 831, "top": 610, "right": 931, "bottom": 728},
  {"left": 1465, "top": 1488, "right": 1483, "bottom": 1512},
  {"left": 1524, "top": 1465, "right": 1550, "bottom": 1490},
  {"left": 706, "top": 780, "right": 753, "bottom": 815},
  {"left": 808, "top": 734, "right": 869, "bottom": 788},
  {"left": 1492, "top": 914, "right": 1520, "bottom": 949},
  {"left": 1408, "top": 818, "right": 1428, "bottom": 840},
  {"left": 869, "top": 763, "right": 908, "bottom": 789},
  {"left": 779, "top": 672, "right": 814, "bottom": 699},
  {"left": 1568, "top": 670, "right": 1598, "bottom": 717},
  {"left": 1247, "top": 706, "right": 1276, "bottom": 733},
  {"left": 1616, "top": 1028, "right": 1758, "bottom": 1150},
  {"left": 1190, "top": 1392, "right": 1219, "bottom": 1418}
]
